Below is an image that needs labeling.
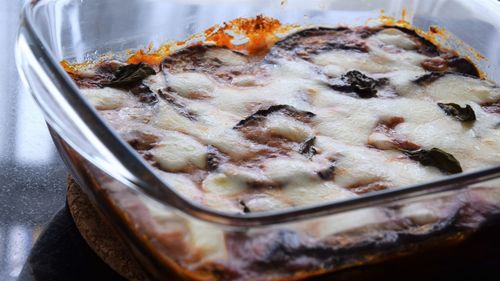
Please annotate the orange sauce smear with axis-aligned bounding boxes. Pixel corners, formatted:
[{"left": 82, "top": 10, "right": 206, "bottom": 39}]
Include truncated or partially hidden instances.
[
  {"left": 125, "top": 15, "right": 297, "bottom": 66},
  {"left": 62, "top": 13, "right": 486, "bottom": 79}
]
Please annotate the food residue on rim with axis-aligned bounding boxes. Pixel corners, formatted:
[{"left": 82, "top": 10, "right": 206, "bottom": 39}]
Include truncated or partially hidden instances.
[
  {"left": 126, "top": 15, "right": 297, "bottom": 65},
  {"left": 204, "top": 15, "right": 293, "bottom": 56},
  {"left": 377, "top": 7, "right": 445, "bottom": 47},
  {"left": 62, "top": 14, "right": 486, "bottom": 79},
  {"left": 377, "top": 9, "right": 485, "bottom": 78}
]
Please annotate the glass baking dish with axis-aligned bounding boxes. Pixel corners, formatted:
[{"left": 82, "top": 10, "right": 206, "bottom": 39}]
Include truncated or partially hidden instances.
[{"left": 16, "top": 0, "right": 500, "bottom": 280}]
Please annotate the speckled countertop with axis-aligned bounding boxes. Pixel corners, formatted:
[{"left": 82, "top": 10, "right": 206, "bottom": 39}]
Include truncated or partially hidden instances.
[
  {"left": 2, "top": 1, "right": 500, "bottom": 281},
  {"left": 0, "top": 2, "right": 67, "bottom": 280}
]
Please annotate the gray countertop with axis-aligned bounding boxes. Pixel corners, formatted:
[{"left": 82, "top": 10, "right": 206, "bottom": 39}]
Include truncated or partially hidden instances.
[
  {"left": 0, "top": 2, "right": 68, "bottom": 281},
  {"left": 1, "top": 1, "right": 499, "bottom": 281}
]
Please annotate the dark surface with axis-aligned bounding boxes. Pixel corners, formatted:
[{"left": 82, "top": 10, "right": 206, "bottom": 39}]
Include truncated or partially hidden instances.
[
  {"left": 0, "top": 2, "right": 68, "bottom": 280},
  {"left": 18, "top": 206, "right": 126, "bottom": 281}
]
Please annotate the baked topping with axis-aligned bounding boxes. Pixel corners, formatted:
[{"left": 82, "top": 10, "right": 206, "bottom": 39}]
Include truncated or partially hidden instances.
[{"left": 69, "top": 25, "right": 500, "bottom": 214}]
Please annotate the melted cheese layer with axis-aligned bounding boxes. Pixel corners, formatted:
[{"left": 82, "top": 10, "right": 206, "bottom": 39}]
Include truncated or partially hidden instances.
[{"left": 80, "top": 26, "right": 500, "bottom": 215}]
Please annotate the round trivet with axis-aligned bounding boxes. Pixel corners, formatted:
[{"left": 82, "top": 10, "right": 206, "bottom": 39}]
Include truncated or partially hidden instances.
[{"left": 66, "top": 177, "right": 148, "bottom": 281}]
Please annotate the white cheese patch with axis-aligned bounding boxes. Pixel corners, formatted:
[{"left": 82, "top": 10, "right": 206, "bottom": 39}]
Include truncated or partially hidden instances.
[
  {"left": 307, "top": 207, "right": 390, "bottom": 238},
  {"left": 265, "top": 114, "right": 313, "bottom": 142},
  {"left": 219, "top": 164, "right": 273, "bottom": 187},
  {"left": 425, "top": 74, "right": 500, "bottom": 104},
  {"left": 81, "top": 87, "right": 129, "bottom": 110},
  {"left": 263, "top": 157, "right": 323, "bottom": 184},
  {"left": 154, "top": 101, "right": 259, "bottom": 159},
  {"left": 314, "top": 104, "right": 379, "bottom": 146},
  {"left": 231, "top": 75, "right": 259, "bottom": 87},
  {"left": 187, "top": 220, "right": 227, "bottom": 260},
  {"left": 150, "top": 131, "right": 207, "bottom": 172},
  {"left": 144, "top": 73, "right": 168, "bottom": 92},
  {"left": 204, "top": 48, "right": 248, "bottom": 65},
  {"left": 243, "top": 195, "right": 290, "bottom": 212},
  {"left": 277, "top": 181, "right": 356, "bottom": 207},
  {"left": 158, "top": 171, "right": 204, "bottom": 203},
  {"left": 312, "top": 50, "right": 395, "bottom": 73},
  {"left": 369, "top": 28, "right": 417, "bottom": 50},
  {"left": 202, "top": 173, "right": 247, "bottom": 196},
  {"left": 167, "top": 72, "right": 215, "bottom": 98}
]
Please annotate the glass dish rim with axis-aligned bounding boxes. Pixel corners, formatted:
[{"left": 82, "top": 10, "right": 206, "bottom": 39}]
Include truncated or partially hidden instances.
[{"left": 18, "top": 0, "right": 500, "bottom": 227}]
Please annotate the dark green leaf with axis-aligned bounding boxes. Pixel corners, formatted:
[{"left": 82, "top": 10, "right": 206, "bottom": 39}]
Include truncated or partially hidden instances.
[
  {"left": 103, "top": 62, "right": 156, "bottom": 87},
  {"left": 239, "top": 200, "right": 251, "bottom": 213},
  {"left": 234, "top": 105, "right": 315, "bottom": 129},
  {"left": 207, "top": 145, "right": 222, "bottom": 172},
  {"left": 329, "top": 70, "right": 386, "bottom": 98},
  {"left": 403, "top": 148, "right": 462, "bottom": 174},
  {"left": 317, "top": 162, "right": 336, "bottom": 180},
  {"left": 438, "top": 103, "right": 476, "bottom": 122},
  {"left": 298, "top": 136, "right": 317, "bottom": 159},
  {"left": 413, "top": 72, "right": 445, "bottom": 86}
]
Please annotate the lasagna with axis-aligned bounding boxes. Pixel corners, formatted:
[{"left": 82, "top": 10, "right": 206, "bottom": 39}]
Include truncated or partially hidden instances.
[{"left": 65, "top": 19, "right": 500, "bottom": 281}]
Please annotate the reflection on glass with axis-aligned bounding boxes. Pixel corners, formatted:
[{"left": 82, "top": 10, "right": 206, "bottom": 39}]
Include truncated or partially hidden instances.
[
  {"left": 14, "top": 83, "right": 55, "bottom": 165},
  {"left": 4, "top": 225, "right": 32, "bottom": 280},
  {"left": 0, "top": 2, "right": 66, "bottom": 281}
]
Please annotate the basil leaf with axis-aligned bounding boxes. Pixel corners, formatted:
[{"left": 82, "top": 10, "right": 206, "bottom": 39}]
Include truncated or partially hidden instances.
[
  {"left": 239, "top": 200, "right": 251, "bottom": 213},
  {"left": 207, "top": 145, "right": 222, "bottom": 172},
  {"left": 413, "top": 72, "right": 445, "bottom": 86},
  {"left": 234, "top": 105, "right": 315, "bottom": 129},
  {"left": 298, "top": 136, "right": 317, "bottom": 159},
  {"left": 438, "top": 103, "right": 476, "bottom": 122},
  {"left": 329, "top": 70, "right": 386, "bottom": 98},
  {"left": 404, "top": 148, "right": 462, "bottom": 174},
  {"left": 317, "top": 161, "right": 336, "bottom": 180},
  {"left": 103, "top": 62, "right": 156, "bottom": 87}
]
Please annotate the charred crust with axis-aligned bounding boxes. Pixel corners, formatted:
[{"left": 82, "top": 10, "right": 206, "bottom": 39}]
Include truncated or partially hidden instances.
[
  {"left": 239, "top": 200, "right": 251, "bottom": 213},
  {"left": 381, "top": 116, "right": 405, "bottom": 129},
  {"left": 386, "top": 26, "right": 480, "bottom": 78},
  {"left": 207, "top": 145, "right": 224, "bottom": 172},
  {"left": 317, "top": 162, "right": 336, "bottom": 180},
  {"left": 446, "top": 56, "right": 480, "bottom": 78},
  {"left": 420, "top": 56, "right": 480, "bottom": 78},
  {"left": 161, "top": 45, "right": 255, "bottom": 83},
  {"left": 158, "top": 89, "right": 198, "bottom": 120},
  {"left": 387, "top": 26, "right": 441, "bottom": 57},
  {"left": 130, "top": 83, "right": 158, "bottom": 104},
  {"left": 413, "top": 72, "right": 446, "bottom": 86},
  {"left": 481, "top": 100, "right": 500, "bottom": 114},
  {"left": 298, "top": 136, "right": 317, "bottom": 159},
  {"left": 265, "top": 27, "right": 379, "bottom": 62},
  {"left": 370, "top": 117, "right": 421, "bottom": 151},
  {"left": 234, "top": 105, "right": 315, "bottom": 129},
  {"left": 347, "top": 181, "right": 390, "bottom": 194},
  {"left": 122, "top": 131, "right": 160, "bottom": 151}
]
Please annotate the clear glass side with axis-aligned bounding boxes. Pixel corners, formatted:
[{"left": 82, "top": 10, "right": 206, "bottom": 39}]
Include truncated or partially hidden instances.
[
  {"left": 33, "top": 0, "right": 500, "bottom": 81},
  {"left": 18, "top": 0, "right": 500, "bottom": 279},
  {"left": 19, "top": 0, "right": 500, "bottom": 225},
  {"left": 54, "top": 131, "right": 500, "bottom": 281}
]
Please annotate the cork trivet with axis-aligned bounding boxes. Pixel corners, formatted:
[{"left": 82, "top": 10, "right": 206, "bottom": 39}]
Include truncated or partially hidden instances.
[{"left": 66, "top": 177, "right": 149, "bottom": 281}]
